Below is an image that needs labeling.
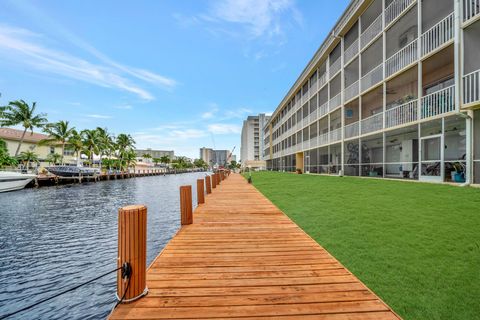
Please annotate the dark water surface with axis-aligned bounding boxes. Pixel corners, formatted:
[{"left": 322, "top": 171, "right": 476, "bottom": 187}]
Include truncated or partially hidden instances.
[{"left": 0, "top": 172, "right": 206, "bottom": 319}]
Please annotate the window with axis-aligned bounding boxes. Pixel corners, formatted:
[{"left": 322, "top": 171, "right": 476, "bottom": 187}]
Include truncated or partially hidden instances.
[{"left": 50, "top": 146, "right": 55, "bottom": 154}]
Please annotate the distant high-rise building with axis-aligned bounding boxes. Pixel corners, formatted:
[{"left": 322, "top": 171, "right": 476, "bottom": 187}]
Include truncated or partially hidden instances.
[
  {"left": 241, "top": 113, "right": 271, "bottom": 169},
  {"left": 135, "top": 148, "right": 174, "bottom": 159},
  {"left": 199, "top": 147, "right": 214, "bottom": 167},
  {"left": 214, "top": 150, "right": 229, "bottom": 167},
  {"left": 200, "top": 148, "right": 230, "bottom": 168}
]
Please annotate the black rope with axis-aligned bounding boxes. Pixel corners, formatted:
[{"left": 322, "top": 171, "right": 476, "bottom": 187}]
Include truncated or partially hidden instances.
[{"left": 0, "top": 265, "right": 124, "bottom": 319}]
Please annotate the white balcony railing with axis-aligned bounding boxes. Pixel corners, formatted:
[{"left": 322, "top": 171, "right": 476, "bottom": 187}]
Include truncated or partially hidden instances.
[
  {"left": 385, "top": 39, "right": 417, "bottom": 77},
  {"left": 385, "top": 0, "right": 415, "bottom": 26},
  {"left": 463, "top": 69, "right": 480, "bottom": 105},
  {"left": 309, "top": 109, "right": 318, "bottom": 124},
  {"left": 344, "top": 121, "right": 359, "bottom": 139},
  {"left": 344, "top": 39, "right": 359, "bottom": 64},
  {"left": 329, "top": 57, "right": 342, "bottom": 78},
  {"left": 344, "top": 80, "right": 359, "bottom": 102},
  {"left": 361, "top": 112, "right": 383, "bottom": 134},
  {"left": 318, "top": 72, "right": 328, "bottom": 88},
  {"left": 310, "top": 137, "right": 319, "bottom": 149},
  {"left": 329, "top": 93, "right": 342, "bottom": 111},
  {"left": 361, "top": 14, "right": 383, "bottom": 49},
  {"left": 421, "top": 85, "right": 455, "bottom": 119},
  {"left": 361, "top": 64, "right": 383, "bottom": 92},
  {"left": 421, "top": 13, "right": 454, "bottom": 56},
  {"left": 319, "top": 101, "right": 329, "bottom": 118},
  {"left": 463, "top": 0, "right": 480, "bottom": 21},
  {"left": 319, "top": 132, "right": 329, "bottom": 145},
  {"left": 329, "top": 128, "right": 342, "bottom": 143},
  {"left": 385, "top": 100, "right": 418, "bottom": 128}
]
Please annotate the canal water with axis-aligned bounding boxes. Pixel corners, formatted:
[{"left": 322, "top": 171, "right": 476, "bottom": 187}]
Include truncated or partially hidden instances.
[{"left": 0, "top": 172, "right": 207, "bottom": 319}]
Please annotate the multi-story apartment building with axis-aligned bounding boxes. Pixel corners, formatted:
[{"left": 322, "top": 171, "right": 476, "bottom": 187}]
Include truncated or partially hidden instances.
[
  {"left": 200, "top": 147, "right": 215, "bottom": 167},
  {"left": 135, "top": 149, "right": 175, "bottom": 160},
  {"left": 265, "top": 0, "right": 480, "bottom": 184},
  {"left": 200, "top": 148, "right": 231, "bottom": 168},
  {"left": 241, "top": 114, "right": 271, "bottom": 169}
]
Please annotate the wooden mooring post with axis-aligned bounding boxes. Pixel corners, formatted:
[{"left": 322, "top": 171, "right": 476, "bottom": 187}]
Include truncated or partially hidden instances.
[
  {"left": 197, "top": 179, "right": 205, "bottom": 205},
  {"left": 117, "top": 205, "right": 148, "bottom": 303},
  {"left": 180, "top": 185, "right": 193, "bottom": 225},
  {"left": 205, "top": 175, "right": 212, "bottom": 194},
  {"left": 211, "top": 174, "right": 217, "bottom": 189}
]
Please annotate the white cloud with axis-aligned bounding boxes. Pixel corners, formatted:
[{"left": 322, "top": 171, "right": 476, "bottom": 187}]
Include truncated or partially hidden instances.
[
  {"left": 201, "top": 103, "right": 219, "bottom": 119},
  {"left": 87, "top": 114, "right": 112, "bottom": 119},
  {"left": 208, "top": 123, "right": 241, "bottom": 135},
  {"left": 222, "top": 107, "right": 252, "bottom": 120},
  {"left": 114, "top": 105, "right": 133, "bottom": 110},
  {"left": 209, "top": 0, "right": 300, "bottom": 38},
  {"left": 0, "top": 24, "right": 176, "bottom": 100}
]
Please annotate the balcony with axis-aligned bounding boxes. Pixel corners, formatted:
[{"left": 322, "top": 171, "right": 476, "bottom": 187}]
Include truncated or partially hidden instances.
[
  {"left": 421, "top": 85, "right": 455, "bottom": 119},
  {"left": 385, "top": 39, "right": 417, "bottom": 78},
  {"left": 463, "top": 68, "right": 480, "bottom": 105},
  {"left": 309, "top": 109, "right": 318, "bottom": 124},
  {"left": 318, "top": 72, "right": 328, "bottom": 88},
  {"left": 319, "top": 102, "right": 329, "bottom": 118},
  {"left": 361, "top": 14, "right": 383, "bottom": 49},
  {"left": 344, "top": 39, "right": 359, "bottom": 65},
  {"left": 361, "top": 64, "right": 383, "bottom": 92},
  {"left": 344, "top": 121, "right": 359, "bottom": 139},
  {"left": 361, "top": 112, "right": 383, "bottom": 134},
  {"left": 385, "top": 0, "right": 415, "bottom": 26},
  {"left": 319, "top": 132, "right": 329, "bottom": 145},
  {"left": 329, "top": 128, "right": 342, "bottom": 143},
  {"left": 463, "top": 0, "right": 480, "bottom": 22},
  {"left": 421, "top": 13, "right": 454, "bottom": 56},
  {"left": 329, "top": 93, "right": 342, "bottom": 111},
  {"left": 330, "top": 57, "right": 342, "bottom": 78},
  {"left": 344, "top": 80, "right": 359, "bottom": 102},
  {"left": 385, "top": 100, "right": 418, "bottom": 128},
  {"left": 309, "top": 137, "right": 319, "bottom": 149}
]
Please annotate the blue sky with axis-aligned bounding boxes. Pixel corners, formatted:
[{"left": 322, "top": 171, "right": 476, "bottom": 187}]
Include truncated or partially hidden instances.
[{"left": 0, "top": 0, "right": 349, "bottom": 159}]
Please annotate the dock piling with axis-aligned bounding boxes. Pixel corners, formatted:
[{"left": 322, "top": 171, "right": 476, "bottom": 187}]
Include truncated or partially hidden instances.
[
  {"left": 196, "top": 179, "right": 205, "bottom": 205},
  {"left": 117, "top": 205, "right": 148, "bottom": 303},
  {"left": 205, "top": 176, "right": 212, "bottom": 194},
  {"left": 212, "top": 174, "right": 217, "bottom": 189},
  {"left": 180, "top": 185, "right": 193, "bottom": 225}
]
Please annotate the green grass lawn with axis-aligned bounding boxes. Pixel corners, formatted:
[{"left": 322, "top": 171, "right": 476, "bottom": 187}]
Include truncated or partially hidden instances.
[{"left": 247, "top": 171, "right": 480, "bottom": 320}]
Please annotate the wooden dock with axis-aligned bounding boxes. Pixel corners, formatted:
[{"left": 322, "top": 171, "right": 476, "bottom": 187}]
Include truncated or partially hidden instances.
[{"left": 110, "top": 173, "right": 400, "bottom": 319}]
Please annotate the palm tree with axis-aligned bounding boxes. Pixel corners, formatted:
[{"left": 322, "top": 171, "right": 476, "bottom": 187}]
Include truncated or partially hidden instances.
[
  {"left": 81, "top": 129, "right": 99, "bottom": 167},
  {"left": 68, "top": 130, "right": 83, "bottom": 166},
  {"left": 96, "top": 127, "right": 113, "bottom": 171},
  {"left": 123, "top": 149, "right": 137, "bottom": 172},
  {"left": 46, "top": 153, "right": 62, "bottom": 165},
  {"left": 116, "top": 133, "right": 135, "bottom": 167},
  {"left": 17, "top": 150, "right": 39, "bottom": 169},
  {"left": 159, "top": 155, "right": 170, "bottom": 167},
  {"left": 0, "top": 100, "right": 48, "bottom": 156},
  {"left": 40, "top": 120, "right": 75, "bottom": 165},
  {"left": 152, "top": 158, "right": 160, "bottom": 166}
]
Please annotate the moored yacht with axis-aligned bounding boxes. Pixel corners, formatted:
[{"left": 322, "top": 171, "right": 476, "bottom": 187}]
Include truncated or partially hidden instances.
[
  {"left": 0, "top": 171, "right": 37, "bottom": 193},
  {"left": 46, "top": 166, "right": 100, "bottom": 177}
]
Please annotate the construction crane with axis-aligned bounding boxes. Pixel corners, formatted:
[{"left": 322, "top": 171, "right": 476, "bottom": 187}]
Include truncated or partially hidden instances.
[{"left": 227, "top": 146, "right": 236, "bottom": 164}]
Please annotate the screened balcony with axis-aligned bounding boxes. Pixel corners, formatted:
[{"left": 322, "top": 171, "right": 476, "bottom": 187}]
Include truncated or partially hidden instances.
[
  {"left": 385, "top": 0, "right": 416, "bottom": 27},
  {"left": 360, "top": 0, "right": 383, "bottom": 49}
]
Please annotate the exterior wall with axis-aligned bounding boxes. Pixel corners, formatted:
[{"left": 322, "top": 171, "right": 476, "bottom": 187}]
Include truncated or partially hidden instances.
[
  {"left": 240, "top": 114, "right": 271, "bottom": 167},
  {"left": 135, "top": 149, "right": 174, "bottom": 159},
  {"left": 199, "top": 147, "right": 214, "bottom": 167},
  {"left": 265, "top": 0, "right": 478, "bottom": 184},
  {"left": 3, "top": 138, "right": 62, "bottom": 161}
]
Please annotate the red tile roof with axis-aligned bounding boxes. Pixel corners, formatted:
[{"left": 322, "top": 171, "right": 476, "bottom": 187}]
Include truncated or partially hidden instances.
[{"left": 0, "top": 127, "right": 50, "bottom": 143}]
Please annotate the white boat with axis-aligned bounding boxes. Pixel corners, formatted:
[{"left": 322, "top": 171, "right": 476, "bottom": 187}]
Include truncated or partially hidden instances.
[{"left": 0, "top": 171, "right": 37, "bottom": 193}]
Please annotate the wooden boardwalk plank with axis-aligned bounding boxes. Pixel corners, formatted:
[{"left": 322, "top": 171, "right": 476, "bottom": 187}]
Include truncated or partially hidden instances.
[{"left": 110, "top": 173, "right": 400, "bottom": 319}]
